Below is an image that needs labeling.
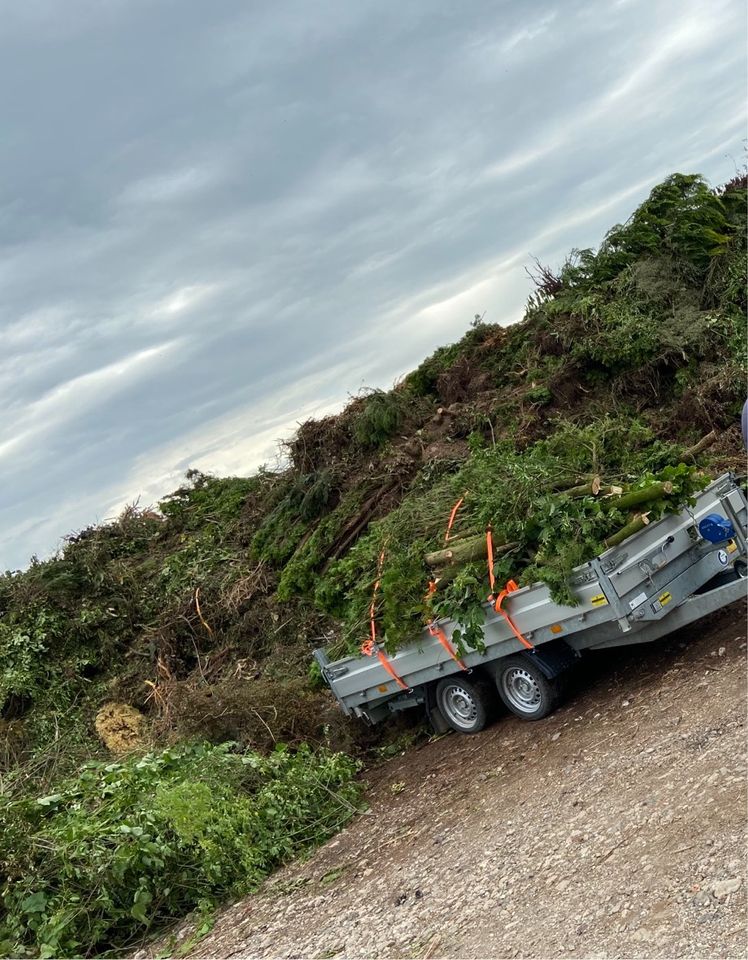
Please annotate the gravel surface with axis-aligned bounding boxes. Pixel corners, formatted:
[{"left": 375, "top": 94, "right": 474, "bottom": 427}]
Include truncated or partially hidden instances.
[{"left": 139, "top": 600, "right": 747, "bottom": 960}]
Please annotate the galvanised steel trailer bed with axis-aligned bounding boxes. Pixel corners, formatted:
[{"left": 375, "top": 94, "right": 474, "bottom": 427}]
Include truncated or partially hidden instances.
[{"left": 314, "top": 473, "right": 748, "bottom": 733}]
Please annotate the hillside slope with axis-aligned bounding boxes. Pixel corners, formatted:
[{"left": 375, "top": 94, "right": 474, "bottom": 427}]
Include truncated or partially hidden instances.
[{"left": 1, "top": 171, "right": 746, "bottom": 957}]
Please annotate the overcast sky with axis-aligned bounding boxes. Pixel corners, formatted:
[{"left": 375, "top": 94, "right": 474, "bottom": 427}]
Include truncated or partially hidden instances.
[{"left": 1, "top": 0, "right": 746, "bottom": 570}]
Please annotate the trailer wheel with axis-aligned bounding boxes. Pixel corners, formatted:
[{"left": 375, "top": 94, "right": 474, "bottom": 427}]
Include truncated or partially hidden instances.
[
  {"left": 435, "top": 676, "right": 494, "bottom": 734},
  {"left": 495, "top": 655, "right": 559, "bottom": 720}
]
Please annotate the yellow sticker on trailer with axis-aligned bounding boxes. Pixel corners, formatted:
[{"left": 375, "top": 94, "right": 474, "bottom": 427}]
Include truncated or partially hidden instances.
[
  {"left": 590, "top": 594, "right": 608, "bottom": 607},
  {"left": 658, "top": 591, "right": 672, "bottom": 607}
]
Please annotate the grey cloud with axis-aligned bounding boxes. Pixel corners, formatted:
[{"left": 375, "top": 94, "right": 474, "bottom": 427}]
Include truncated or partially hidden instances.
[{"left": 1, "top": 0, "right": 746, "bottom": 568}]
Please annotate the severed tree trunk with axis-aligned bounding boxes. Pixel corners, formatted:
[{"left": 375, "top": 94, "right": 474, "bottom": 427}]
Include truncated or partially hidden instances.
[
  {"left": 683, "top": 429, "right": 718, "bottom": 461},
  {"left": 558, "top": 476, "right": 602, "bottom": 498},
  {"left": 548, "top": 475, "right": 593, "bottom": 492},
  {"left": 598, "top": 484, "right": 624, "bottom": 497},
  {"left": 425, "top": 537, "right": 516, "bottom": 568},
  {"left": 603, "top": 512, "right": 651, "bottom": 548},
  {"left": 553, "top": 477, "right": 626, "bottom": 498},
  {"left": 322, "top": 482, "right": 397, "bottom": 567},
  {"left": 602, "top": 482, "right": 673, "bottom": 513}
]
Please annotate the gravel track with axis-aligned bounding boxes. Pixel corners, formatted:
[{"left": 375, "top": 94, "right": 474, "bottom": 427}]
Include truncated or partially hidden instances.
[{"left": 140, "top": 600, "right": 747, "bottom": 960}]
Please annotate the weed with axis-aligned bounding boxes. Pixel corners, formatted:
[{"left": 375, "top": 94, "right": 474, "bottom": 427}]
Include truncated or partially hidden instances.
[
  {"left": 0, "top": 743, "right": 361, "bottom": 958},
  {"left": 352, "top": 390, "right": 406, "bottom": 450}
]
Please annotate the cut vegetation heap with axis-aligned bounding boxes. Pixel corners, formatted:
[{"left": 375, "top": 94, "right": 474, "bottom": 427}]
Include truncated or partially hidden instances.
[{"left": 0, "top": 171, "right": 746, "bottom": 958}]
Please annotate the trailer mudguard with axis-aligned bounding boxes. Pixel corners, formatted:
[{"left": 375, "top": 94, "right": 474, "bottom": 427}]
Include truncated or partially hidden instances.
[{"left": 517, "top": 639, "right": 579, "bottom": 679}]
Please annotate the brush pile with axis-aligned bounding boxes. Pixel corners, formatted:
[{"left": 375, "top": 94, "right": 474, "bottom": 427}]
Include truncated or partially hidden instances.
[
  {"left": 3, "top": 170, "right": 746, "bottom": 752},
  {"left": 317, "top": 435, "right": 710, "bottom": 656},
  {"left": 0, "top": 169, "right": 746, "bottom": 958}
]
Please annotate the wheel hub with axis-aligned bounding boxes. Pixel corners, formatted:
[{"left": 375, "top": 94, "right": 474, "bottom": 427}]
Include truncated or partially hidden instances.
[
  {"left": 502, "top": 667, "right": 541, "bottom": 714},
  {"left": 441, "top": 683, "right": 477, "bottom": 728}
]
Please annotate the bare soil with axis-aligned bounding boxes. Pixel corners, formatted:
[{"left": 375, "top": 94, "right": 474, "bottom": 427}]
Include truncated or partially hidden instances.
[{"left": 143, "top": 600, "right": 747, "bottom": 960}]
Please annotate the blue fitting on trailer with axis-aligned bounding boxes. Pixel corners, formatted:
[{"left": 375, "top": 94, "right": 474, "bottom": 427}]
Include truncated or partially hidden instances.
[{"left": 698, "top": 513, "right": 735, "bottom": 544}]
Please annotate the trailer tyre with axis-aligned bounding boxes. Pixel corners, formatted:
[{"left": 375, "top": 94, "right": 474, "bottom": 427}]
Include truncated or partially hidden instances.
[
  {"left": 495, "top": 655, "right": 559, "bottom": 720},
  {"left": 435, "top": 676, "right": 494, "bottom": 734}
]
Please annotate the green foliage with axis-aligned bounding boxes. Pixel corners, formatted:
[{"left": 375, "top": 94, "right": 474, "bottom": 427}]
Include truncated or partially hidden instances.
[
  {"left": 276, "top": 492, "right": 362, "bottom": 601},
  {"left": 157, "top": 528, "right": 229, "bottom": 599},
  {"left": 293, "top": 469, "right": 337, "bottom": 522},
  {"left": 552, "top": 174, "right": 733, "bottom": 292},
  {"left": 519, "top": 174, "right": 747, "bottom": 406},
  {"left": 405, "top": 343, "right": 464, "bottom": 397},
  {"left": 379, "top": 539, "right": 432, "bottom": 651},
  {"left": 0, "top": 169, "right": 745, "bottom": 959},
  {"left": 250, "top": 478, "right": 313, "bottom": 567},
  {"left": 158, "top": 471, "right": 260, "bottom": 532},
  {"left": 0, "top": 742, "right": 361, "bottom": 958},
  {"left": 318, "top": 416, "right": 706, "bottom": 649},
  {"left": 351, "top": 390, "right": 407, "bottom": 449},
  {"left": 403, "top": 323, "right": 496, "bottom": 397},
  {"left": 432, "top": 568, "right": 488, "bottom": 656},
  {"left": 525, "top": 384, "right": 552, "bottom": 406},
  {"left": 0, "top": 613, "right": 49, "bottom": 707}
]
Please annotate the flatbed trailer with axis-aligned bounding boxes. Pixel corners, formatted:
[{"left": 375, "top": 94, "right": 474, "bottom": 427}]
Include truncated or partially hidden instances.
[{"left": 314, "top": 473, "right": 748, "bottom": 733}]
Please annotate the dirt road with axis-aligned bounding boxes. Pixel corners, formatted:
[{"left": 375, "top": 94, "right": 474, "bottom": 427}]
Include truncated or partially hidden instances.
[{"left": 150, "top": 601, "right": 747, "bottom": 959}]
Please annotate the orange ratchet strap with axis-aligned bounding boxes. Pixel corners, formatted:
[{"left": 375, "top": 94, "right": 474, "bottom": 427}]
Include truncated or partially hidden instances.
[
  {"left": 494, "top": 579, "right": 534, "bottom": 650},
  {"left": 486, "top": 526, "right": 496, "bottom": 598},
  {"left": 444, "top": 494, "right": 466, "bottom": 543},
  {"left": 486, "top": 527, "right": 533, "bottom": 650},
  {"left": 373, "top": 648, "right": 409, "bottom": 690},
  {"left": 360, "top": 543, "right": 410, "bottom": 691},
  {"left": 427, "top": 621, "right": 468, "bottom": 671},
  {"left": 360, "top": 637, "right": 409, "bottom": 690},
  {"left": 360, "top": 636, "right": 409, "bottom": 690},
  {"left": 367, "top": 543, "right": 387, "bottom": 648}
]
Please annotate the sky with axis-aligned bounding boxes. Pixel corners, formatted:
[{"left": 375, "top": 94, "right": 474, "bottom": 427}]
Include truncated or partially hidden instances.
[{"left": 1, "top": 0, "right": 746, "bottom": 571}]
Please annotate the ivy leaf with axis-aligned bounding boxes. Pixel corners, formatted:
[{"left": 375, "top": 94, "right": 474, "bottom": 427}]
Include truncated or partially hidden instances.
[
  {"left": 130, "top": 889, "right": 152, "bottom": 924},
  {"left": 21, "top": 892, "right": 48, "bottom": 915}
]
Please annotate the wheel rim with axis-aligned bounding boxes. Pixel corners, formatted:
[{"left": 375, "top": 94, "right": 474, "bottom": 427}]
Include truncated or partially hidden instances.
[
  {"left": 439, "top": 682, "right": 478, "bottom": 730},
  {"left": 501, "top": 666, "right": 541, "bottom": 715}
]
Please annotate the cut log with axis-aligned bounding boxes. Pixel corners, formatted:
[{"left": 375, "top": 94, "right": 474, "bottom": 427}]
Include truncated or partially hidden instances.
[
  {"left": 425, "top": 535, "right": 486, "bottom": 567},
  {"left": 430, "top": 568, "right": 460, "bottom": 592},
  {"left": 322, "top": 482, "right": 397, "bottom": 567},
  {"left": 430, "top": 544, "right": 520, "bottom": 589},
  {"left": 602, "top": 482, "right": 673, "bottom": 512},
  {"left": 599, "top": 484, "right": 624, "bottom": 497},
  {"left": 683, "top": 429, "right": 718, "bottom": 461},
  {"left": 558, "top": 476, "right": 602, "bottom": 498},
  {"left": 442, "top": 530, "right": 480, "bottom": 546},
  {"left": 425, "top": 537, "right": 516, "bottom": 568},
  {"left": 603, "top": 513, "right": 651, "bottom": 548},
  {"left": 547, "top": 475, "right": 591, "bottom": 492}
]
